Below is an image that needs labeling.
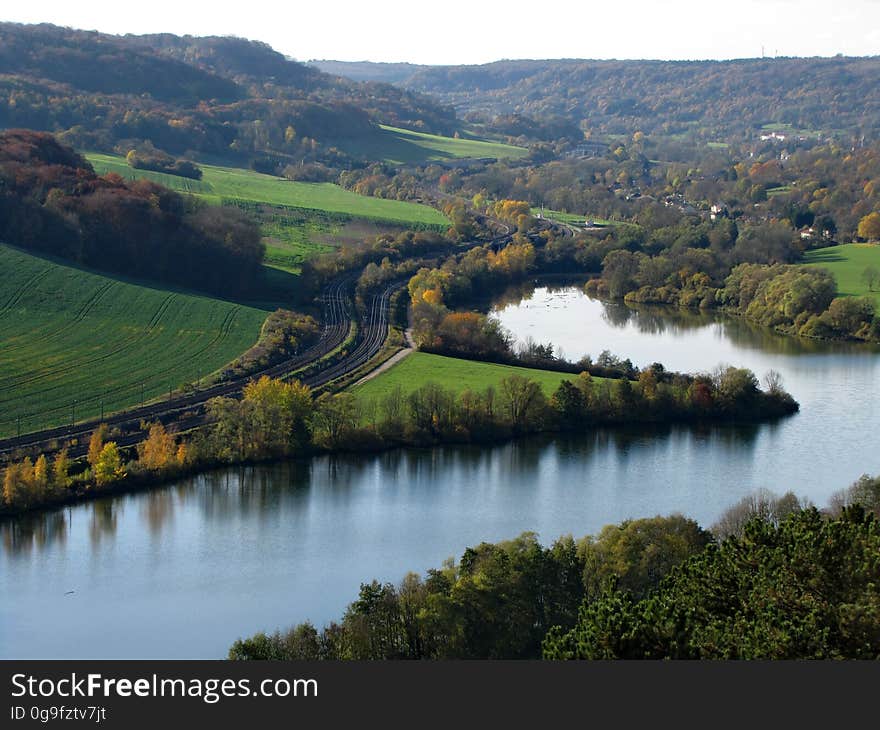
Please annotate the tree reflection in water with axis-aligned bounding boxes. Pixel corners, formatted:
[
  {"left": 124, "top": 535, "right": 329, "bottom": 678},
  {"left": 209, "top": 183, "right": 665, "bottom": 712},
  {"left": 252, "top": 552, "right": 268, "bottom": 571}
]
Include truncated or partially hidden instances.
[{"left": 1, "top": 509, "right": 68, "bottom": 557}]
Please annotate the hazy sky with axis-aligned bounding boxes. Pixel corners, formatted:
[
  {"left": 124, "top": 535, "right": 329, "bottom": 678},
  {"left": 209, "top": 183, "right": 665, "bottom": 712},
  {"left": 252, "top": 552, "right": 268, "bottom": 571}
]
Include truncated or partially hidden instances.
[{"left": 4, "top": 0, "right": 880, "bottom": 65}]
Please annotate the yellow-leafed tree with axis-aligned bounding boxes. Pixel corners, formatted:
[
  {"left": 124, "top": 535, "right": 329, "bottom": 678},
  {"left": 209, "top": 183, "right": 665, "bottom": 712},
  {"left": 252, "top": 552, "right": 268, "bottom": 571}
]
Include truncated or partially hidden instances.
[{"left": 93, "top": 442, "right": 126, "bottom": 486}]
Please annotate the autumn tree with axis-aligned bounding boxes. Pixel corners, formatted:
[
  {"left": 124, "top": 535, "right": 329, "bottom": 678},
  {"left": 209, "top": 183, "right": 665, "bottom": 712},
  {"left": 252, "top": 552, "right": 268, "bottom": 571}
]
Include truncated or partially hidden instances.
[
  {"left": 93, "top": 442, "right": 126, "bottom": 486},
  {"left": 3, "top": 458, "right": 34, "bottom": 509},
  {"left": 857, "top": 212, "right": 880, "bottom": 241},
  {"left": 138, "top": 422, "right": 178, "bottom": 471},
  {"left": 53, "top": 448, "right": 71, "bottom": 489},
  {"left": 33, "top": 454, "right": 50, "bottom": 496},
  {"left": 87, "top": 424, "right": 109, "bottom": 469}
]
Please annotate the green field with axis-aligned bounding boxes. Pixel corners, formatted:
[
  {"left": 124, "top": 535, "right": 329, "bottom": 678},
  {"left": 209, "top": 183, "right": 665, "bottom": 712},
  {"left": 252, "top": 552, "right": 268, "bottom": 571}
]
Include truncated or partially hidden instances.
[
  {"left": 530, "top": 208, "right": 616, "bottom": 227},
  {"left": 766, "top": 185, "right": 794, "bottom": 197},
  {"left": 0, "top": 244, "right": 269, "bottom": 437},
  {"left": 86, "top": 152, "right": 449, "bottom": 275},
  {"left": 354, "top": 125, "right": 529, "bottom": 165},
  {"left": 803, "top": 243, "right": 880, "bottom": 305},
  {"left": 352, "top": 352, "right": 579, "bottom": 403},
  {"left": 86, "top": 153, "right": 449, "bottom": 226}
]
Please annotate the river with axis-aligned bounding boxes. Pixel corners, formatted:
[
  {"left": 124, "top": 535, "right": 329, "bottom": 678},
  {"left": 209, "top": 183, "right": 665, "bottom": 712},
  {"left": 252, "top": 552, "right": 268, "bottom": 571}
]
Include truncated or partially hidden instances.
[{"left": 2, "top": 286, "right": 879, "bottom": 658}]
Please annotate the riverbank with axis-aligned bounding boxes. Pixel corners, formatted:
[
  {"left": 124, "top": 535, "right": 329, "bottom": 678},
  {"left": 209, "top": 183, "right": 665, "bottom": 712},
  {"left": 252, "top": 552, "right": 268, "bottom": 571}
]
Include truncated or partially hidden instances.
[
  {"left": 1, "top": 355, "right": 798, "bottom": 520},
  {"left": 4, "top": 290, "right": 876, "bottom": 660}
]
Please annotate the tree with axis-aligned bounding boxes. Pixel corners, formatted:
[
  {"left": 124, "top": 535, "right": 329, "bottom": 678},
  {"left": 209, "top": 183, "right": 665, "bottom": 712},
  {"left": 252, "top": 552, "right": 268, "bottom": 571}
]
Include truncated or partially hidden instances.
[
  {"left": 861, "top": 265, "right": 880, "bottom": 292},
  {"left": 33, "top": 454, "right": 50, "bottom": 497},
  {"left": 545, "top": 507, "right": 880, "bottom": 659},
  {"left": 551, "top": 380, "right": 587, "bottom": 425},
  {"left": 313, "top": 393, "right": 359, "bottom": 449},
  {"left": 93, "top": 442, "right": 126, "bottom": 486},
  {"left": 857, "top": 212, "right": 880, "bottom": 241},
  {"left": 580, "top": 515, "right": 712, "bottom": 601},
  {"left": 137, "top": 422, "right": 177, "bottom": 471},
  {"left": 499, "top": 375, "right": 545, "bottom": 432},
  {"left": 87, "top": 424, "right": 109, "bottom": 469},
  {"left": 53, "top": 448, "right": 71, "bottom": 489},
  {"left": 3, "top": 459, "right": 34, "bottom": 509}
]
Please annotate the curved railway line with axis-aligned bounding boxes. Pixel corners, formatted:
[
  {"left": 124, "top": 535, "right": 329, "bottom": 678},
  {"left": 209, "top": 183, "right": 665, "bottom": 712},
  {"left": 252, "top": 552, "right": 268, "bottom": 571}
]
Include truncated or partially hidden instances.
[
  {"left": 0, "top": 221, "right": 539, "bottom": 462},
  {"left": 0, "top": 275, "right": 356, "bottom": 460}
]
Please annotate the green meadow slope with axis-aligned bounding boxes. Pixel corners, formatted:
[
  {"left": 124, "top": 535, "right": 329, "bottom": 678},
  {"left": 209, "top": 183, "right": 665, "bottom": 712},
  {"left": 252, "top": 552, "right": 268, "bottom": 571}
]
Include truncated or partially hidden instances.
[
  {"left": 353, "top": 352, "right": 580, "bottom": 403},
  {"left": 343, "top": 125, "right": 528, "bottom": 165},
  {"left": 803, "top": 243, "right": 880, "bottom": 306},
  {"left": 87, "top": 152, "right": 450, "bottom": 274},
  {"left": 0, "top": 244, "right": 268, "bottom": 437},
  {"left": 86, "top": 152, "right": 449, "bottom": 224}
]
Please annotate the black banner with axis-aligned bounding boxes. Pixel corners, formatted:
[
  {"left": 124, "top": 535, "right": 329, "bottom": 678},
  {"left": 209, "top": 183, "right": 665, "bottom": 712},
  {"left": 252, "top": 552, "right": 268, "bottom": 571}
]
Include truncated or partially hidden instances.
[{"left": 2, "top": 661, "right": 877, "bottom": 728}]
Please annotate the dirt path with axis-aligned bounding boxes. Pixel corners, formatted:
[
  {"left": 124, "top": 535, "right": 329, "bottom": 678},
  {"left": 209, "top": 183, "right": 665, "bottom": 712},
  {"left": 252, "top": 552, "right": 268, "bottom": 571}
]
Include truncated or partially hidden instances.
[{"left": 352, "top": 346, "right": 412, "bottom": 386}]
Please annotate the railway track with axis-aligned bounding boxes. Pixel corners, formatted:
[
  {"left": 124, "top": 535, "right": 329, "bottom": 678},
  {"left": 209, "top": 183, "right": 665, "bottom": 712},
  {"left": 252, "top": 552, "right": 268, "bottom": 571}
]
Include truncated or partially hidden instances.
[
  {"left": 0, "top": 225, "right": 523, "bottom": 462},
  {"left": 0, "top": 275, "right": 357, "bottom": 460}
]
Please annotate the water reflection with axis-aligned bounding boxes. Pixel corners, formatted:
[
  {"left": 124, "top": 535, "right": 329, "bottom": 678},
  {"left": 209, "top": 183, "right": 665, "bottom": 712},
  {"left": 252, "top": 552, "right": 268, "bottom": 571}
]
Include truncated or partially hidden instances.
[
  {"left": 89, "top": 500, "right": 118, "bottom": 546},
  {"left": 1, "top": 509, "right": 68, "bottom": 557},
  {"left": 494, "top": 285, "right": 880, "bottom": 360},
  {"left": 3, "top": 286, "right": 879, "bottom": 658},
  {"left": 0, "top": 420, "right": 770, "bottom": 560}
]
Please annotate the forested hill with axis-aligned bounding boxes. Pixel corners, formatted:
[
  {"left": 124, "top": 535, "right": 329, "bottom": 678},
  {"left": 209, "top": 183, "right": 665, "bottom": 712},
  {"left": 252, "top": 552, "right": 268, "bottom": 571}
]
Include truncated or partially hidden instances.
[
  {"left": 0, "top": 129, "right": 264, "bottom": 295},
  {"left": 0, "top": 24, "right": 456, "bottom": 163},
  {"left": 313, "top": 57, "right": 880, "bottom": 142}
]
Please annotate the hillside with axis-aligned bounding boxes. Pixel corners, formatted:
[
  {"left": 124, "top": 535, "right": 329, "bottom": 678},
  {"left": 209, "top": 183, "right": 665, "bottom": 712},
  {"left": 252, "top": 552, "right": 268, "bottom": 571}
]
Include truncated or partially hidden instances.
[
  {"left": 316, "top": 57, "right": 880, "bottom": 142},
  {"left": 86, "top": 151, "right": 450, "bottom": 274},
  {"left": 0, "top": 243, "right": 268, "bottom": 437},
  {"left": 0, "top": 130, "right": 265, "bottom": 295},
  {"left": 0, "top": 23, "right": 457, "bottom": 167},
  {"left": 86, "top": 152, "right": 450, "bottom": 223},
  {"left": 803, "top": 244, "right": 880, "bottom": 306}
]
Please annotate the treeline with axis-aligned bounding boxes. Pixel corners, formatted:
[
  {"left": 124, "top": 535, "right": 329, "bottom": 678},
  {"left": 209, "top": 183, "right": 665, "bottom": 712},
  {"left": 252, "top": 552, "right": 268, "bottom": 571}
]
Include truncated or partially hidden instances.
[
  {"left": 228, "top": 479, "right": 880, "bottom": 660},
  {"left": 544, "top": 504, "right": 880, "bottom": 659},
  {"left": 126, "top": 145, "right": 202, "bottom": 180},
  {"left": 0, "top": 130, "right": 264, "bottom": 294},
  {"left": 406, "top": 236, "right": 539, "bottom": 349},
  {"left": 588, "top": 239, "right": 880, "bottom": 342},
  {"left": 299, "top": 229, "right": 450, "bottom": 299},
  {"left": 228, "top": 309, "right": 320, "bottom": 377},
  {"left": 230, "top": 517, "right": 711, "bottom": 660},
  {"left": 401, "top": 57, "right": 880, "bottom": 142},
  {"left": 1, "top": 423, "right": 174, "bottom": 512},
  {"left": 0, "top": 364, "right": 796, "bottom": 516}
]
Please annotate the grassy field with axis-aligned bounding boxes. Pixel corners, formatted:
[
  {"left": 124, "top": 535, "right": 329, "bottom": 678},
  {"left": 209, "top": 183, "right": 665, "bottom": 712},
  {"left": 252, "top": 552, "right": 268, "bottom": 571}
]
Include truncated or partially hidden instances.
[
  {"left": 352, "top": 352, "right": 579, "bottom": 404},
  {"left": 0, "top": 244, "right": 269, "bottom": 437},
  {"left": 338, "top": 125, "right": 528, "bottom": 165},
  {"left": 766, "top": 185, "right": 794, "bottom": 197},
  {"left": 361, "top": 125, "right": 529, "bottom": 164},
  {"left": 531, "top": 208, "right": 617, "bottom": 227},
  {"left": 86, "top": 152, "right": 449, "bottom": 275},
  {"left": 803, "top": 243, "right": 880, "bottom": 305},
  {"left": 86, "top": 153, "right": 449, "bottom": 225}
]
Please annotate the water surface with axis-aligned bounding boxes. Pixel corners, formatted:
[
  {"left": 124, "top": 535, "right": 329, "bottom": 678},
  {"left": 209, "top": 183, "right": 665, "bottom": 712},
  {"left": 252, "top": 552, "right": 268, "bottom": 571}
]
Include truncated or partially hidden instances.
[{"left": 3, "top": 286, "right": 878, "bottom": 658}]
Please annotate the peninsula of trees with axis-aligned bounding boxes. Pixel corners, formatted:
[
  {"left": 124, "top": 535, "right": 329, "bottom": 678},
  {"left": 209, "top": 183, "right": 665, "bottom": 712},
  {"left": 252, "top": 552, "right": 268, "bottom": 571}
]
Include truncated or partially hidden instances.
[{"left": 228, "top": 479, "right": 880, "bottom": 660}]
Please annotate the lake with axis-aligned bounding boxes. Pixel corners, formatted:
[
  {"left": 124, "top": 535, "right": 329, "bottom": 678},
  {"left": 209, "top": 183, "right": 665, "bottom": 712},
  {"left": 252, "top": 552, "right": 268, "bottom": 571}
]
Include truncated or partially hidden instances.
[{"left": 3, "top": 286, "right": 878, "bottom": 658}]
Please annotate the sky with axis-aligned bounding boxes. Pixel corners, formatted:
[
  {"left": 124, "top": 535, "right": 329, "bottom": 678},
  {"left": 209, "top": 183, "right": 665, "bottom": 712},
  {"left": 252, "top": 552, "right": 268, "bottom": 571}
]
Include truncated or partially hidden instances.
[{"left": 3, "top": 0, "right": 880, "bottom": 65}]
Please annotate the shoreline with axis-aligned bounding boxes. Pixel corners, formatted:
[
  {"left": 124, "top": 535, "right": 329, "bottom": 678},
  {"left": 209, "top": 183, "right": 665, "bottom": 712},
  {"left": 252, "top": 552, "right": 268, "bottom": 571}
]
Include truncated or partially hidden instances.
[{"left": 0, "top": 402, "right": 796, "bottom": 522}]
